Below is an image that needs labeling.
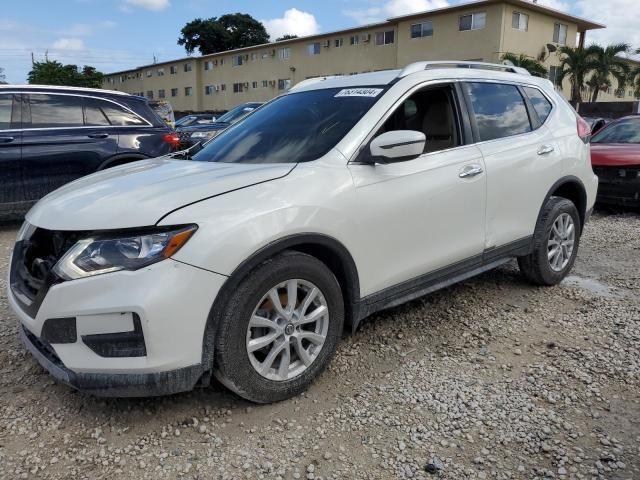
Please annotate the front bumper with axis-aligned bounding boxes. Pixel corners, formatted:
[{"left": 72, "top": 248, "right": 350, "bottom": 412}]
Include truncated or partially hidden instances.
[
  {"left": 9, "top": 257, "right": 227, "bottom": 397},
  {"left": 593, "top": 166, "right": 640, "bottom": 207}
]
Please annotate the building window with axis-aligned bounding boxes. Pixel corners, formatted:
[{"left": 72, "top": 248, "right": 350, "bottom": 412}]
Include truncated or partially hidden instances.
[
  {"left": 278, "top": 79, "right": 291, "bottom": 90},
  {"left": 171, "top": 88, "right": 178, "bottom": 97},
  {"left": 204, "top": 61, "right": 213, "bottom": 70},
  {"left": 262, "top": 80, "right": 269, "bottom": 88},
  {"left": 184, "top": 63, "right": 192, "bottom": 72},
  {"left": 220, "top": 84, "right": 226, "bottom": 91},
  {"left": 185, "top": 86, "right": 193, "bottom": 96},
  {"left": 307, "top": 43, "right": 321, "bottom": 55},
  {"left": 335, "top": 38, "right": 344, "bottom": 48},
  {"left": 459, "top": 12, "right": 486, "bottom": 31},
  {"left": 252, "top": 81, "right": 258, "bottom": 89},
  {"left": 251, "top": 53, "right": 258, "bottom": 61},
  {"left": 233, "top": 55, "right": 243, "bottom": 66},
  {"left": 279, "top": 47, "right": 290, "bottom": 60},
  {"left": 375, "top": 30, "right": 395, "bottom": 46},
  {"left": 146, "top": 70, "right": 152, "bottom": 77},
  {"left": 350, "top": 35, "right": 360, "bottom": 46},
  {"left": 146, "top": 90, "right": 153, "bottom": 99},
  {"left": 410, "top": 21, "right": 434, "bottom": 38},
  {"left": 548, "top": 66, "right": 563, "bottom": 87},
  {"left": 553, "top": 23, "right": 568, "bottom": 45},
  {"left": 204, "top": 85, "right": 213, "bottom": 95},
  {"left": 512, "top": 12, "right": 529, "bottom": 31},
  {"left": 233, "top": 83, "right": 244, "bottom": 93},
  {"left": 158, "top": 89, "right": 165, "bottom": 99},
  {"left": 170, "top": 65, "right": 177, "bottom": 74},
  {"left": 157, "top": 68, "right": 164, "bottom": 76}
]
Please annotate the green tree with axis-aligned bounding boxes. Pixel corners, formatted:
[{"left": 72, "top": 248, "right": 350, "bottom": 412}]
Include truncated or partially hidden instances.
[
  {"left": 587, "top": 43, "right": 630, "bottom": 102},
  {"left": 557, "top": 45, "right": 599, "bottom": 104},
  {"left": 178, "top": 13, "right": 269, "bottom": 55},
  {"left": 276, "top": 34, "right": 298, "bottom": 42},
  {"left": 500, "top": 53, "right": 548, "bottom": 78},
  {"left": 28, "top": 60, "right": 103, "bottom": 88}
]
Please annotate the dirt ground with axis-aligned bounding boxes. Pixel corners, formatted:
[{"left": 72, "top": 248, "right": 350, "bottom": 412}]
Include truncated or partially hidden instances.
[{"left": 0, "top": 210, "right": 638, "bottom": 480}]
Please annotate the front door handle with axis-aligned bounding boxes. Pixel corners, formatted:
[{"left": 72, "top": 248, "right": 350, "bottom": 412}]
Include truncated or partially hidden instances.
[
  {"left": 537, "top": 145, "right": 555, "bottom": 155},
  {"left": 88, "top": 133, "right": 109, "bottom": 139},
  {"left": 0, "top": 136, "right": 15, "bottom": 143},
  {"left": 459, "top": 164, "right": 484, "bottom": 178}
]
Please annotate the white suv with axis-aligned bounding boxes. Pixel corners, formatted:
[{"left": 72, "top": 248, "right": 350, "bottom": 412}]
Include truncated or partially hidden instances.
[{"left": 8, "top": 62, "right": 597, "bottom": 403}]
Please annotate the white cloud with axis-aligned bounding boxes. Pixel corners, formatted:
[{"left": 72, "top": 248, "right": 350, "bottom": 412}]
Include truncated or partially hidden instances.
[
  {"left": 535, "top": 0, "right": 571, "bottom": 12},
  {"left": 575, "top": 0, "right": 640, "bottom": 50},
  {"left": 121, "top": 0, "right": 169, "bottom": 11},
  {"left": 344, "top": 0, "right": 450, "bottom": 25},
  {"left": 51, "top": 38, "right": 85, "bottom": 51},
  {"left": 262, "top": 8, "right": 321, "bottom": 40}
]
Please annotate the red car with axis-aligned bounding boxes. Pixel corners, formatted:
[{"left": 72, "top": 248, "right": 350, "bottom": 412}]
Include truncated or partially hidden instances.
[{"left": 590, "top": 116, "right": 640, "bottom": 207}]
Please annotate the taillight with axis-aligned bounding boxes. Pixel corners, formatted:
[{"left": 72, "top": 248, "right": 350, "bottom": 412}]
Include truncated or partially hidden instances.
[
  {"left": 163, "top": 133, "right": 181, "bottom": 149},
  {"left": 577, "top": 116, "right": 591, "bottom": 143}
]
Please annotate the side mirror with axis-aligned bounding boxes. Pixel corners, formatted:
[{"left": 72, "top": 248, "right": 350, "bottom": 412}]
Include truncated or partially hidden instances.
[{"left": 369, "top": 130, "right": 426, "bottom": 163}]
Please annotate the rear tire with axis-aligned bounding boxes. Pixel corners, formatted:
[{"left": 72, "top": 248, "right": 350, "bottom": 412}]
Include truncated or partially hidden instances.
[
  {"left": 518, "top": 197, "right": 581, "bottom": 286},
  {"left": 213, "top": 251, "right": 344, "bottom": 403}
]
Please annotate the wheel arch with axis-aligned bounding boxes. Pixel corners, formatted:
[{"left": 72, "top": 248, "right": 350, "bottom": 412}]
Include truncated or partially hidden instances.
[
  {"left": 541, "top": 176, "right": 587, "bottom": 231},
  {"left": 199, "top": 233, "right": 361, "bottom": 376},
  {"left": 97, "top": 153, "right": 149, "bottom": 171}
]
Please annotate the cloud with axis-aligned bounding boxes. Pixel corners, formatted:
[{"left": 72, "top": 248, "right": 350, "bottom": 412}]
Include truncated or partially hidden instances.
[
  {"left": 262, "top": 8, "right": 321, "bottom": 40},
  {"left": 51, "top": 38, "right": 85, "bottom": 51},
  {"left": 344, "top": 0, "right": 450, "bottom": 25},
  {"left": 536, "top": 0, "right": 571, "bottom": 12},
  {"left": 121, "top": 0, "right": 169, "bottom": 11},
  {"left": 63, "top": 21, "right": 116, "bottom": 37},
  {"left": 574, "top": 0, "right": 640, "bottom": 50}
]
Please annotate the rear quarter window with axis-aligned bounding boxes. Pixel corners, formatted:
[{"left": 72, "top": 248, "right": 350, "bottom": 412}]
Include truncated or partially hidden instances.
[
  {"left": 465, "top": 82, "right": 532, "bottom": 142},
  {"left": 523, "top": 86, "right": 553, "bottom": 124}
]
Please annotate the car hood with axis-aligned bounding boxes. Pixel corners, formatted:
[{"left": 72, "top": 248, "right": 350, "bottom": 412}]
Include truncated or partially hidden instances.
[
  {"left": 591, "top": 144, "right": 640, "bottom": 167},
  {"left": 27, "top": 158, "right": 295, "bottom": 231}
]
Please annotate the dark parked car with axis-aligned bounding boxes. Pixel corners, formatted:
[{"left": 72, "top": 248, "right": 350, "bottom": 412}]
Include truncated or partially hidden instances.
[
  {"left": 0, "top": 85, "right": 180, "bottom": 219},
  {"left": 177, "top": 102, "right": 262, "bottom": 147},
  {"left": 175, "top": 113, "right": 217, "bottom": 127},
  {"left": 590, "top": 116, "right": 640, "bottom": 207}
]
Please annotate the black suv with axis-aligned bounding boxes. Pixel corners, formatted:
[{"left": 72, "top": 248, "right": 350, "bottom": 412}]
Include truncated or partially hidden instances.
[{"left": 0, "top": 85, "right": 179, "bottom": 220}]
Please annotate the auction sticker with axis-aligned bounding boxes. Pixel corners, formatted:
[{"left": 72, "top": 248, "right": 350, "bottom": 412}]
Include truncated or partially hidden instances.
[{"left": 335, "top": 88, "right": 383, "bottom": 98}]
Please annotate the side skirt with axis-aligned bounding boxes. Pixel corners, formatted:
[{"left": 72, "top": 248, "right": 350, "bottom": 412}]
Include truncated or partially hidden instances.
[{"left": 352, "top": 236, "right": 532, "bottom": 330}]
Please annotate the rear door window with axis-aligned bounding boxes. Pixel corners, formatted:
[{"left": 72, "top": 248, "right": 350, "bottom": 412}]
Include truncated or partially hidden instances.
[
  {"left": 29, "top": 94, "right": 84, "bottom": 128},
  {"left": 523, "top": 86, "right": 553, "bottom": 124},
  {"left": 0, "top": 94, "right": 12, "bottom": 130},
  {"left": 464, "top": 82, "right": 532, "bottom": 141}
]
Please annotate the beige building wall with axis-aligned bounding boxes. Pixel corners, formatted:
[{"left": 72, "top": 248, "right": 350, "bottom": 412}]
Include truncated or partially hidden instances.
[{"left": 103, "top": 0, "right": 614, "bottom": 113}]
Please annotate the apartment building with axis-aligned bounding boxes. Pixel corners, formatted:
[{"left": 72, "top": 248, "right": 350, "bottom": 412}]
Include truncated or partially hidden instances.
[{"left": 103, "top": 0, "right": 611, "bottom": 112}]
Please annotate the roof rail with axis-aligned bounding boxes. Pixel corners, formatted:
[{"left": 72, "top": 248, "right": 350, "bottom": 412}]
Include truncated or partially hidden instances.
[
  {"left": 398, "top": 61, "right": 531, "bottom": 78},
  {"left": 290, "top": 75, "right": 340, "bottom": 92},
  {"left": 0, "top": 84, "right": 132, "bottom": 96}
]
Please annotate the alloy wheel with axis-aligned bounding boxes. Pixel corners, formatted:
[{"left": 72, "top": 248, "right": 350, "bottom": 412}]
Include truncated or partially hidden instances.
[
  {"left": 246, "top": 279, "right": 329, "bottom": 381},
  {"left": 547, "top": 213, "right": 575, "bottom": 272}
]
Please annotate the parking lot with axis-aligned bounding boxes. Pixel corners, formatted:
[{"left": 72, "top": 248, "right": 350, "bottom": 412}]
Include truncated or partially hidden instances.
[{"left": 0, "top": 210, "right": 638, "bottom": 480}]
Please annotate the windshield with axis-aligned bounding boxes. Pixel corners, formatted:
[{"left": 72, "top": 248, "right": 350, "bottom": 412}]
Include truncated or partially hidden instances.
[
  {"left": 175, "top": 116, "right": 196, "bottom": 127},
  {"left": 591, "top": 118, "right": 640, "bottom": 144},
  {"left": 216, "top": 104, "right": 260, "bottom": 124},
  {"left": 192, "top": 87, "right": 384, "bottom": 164}
]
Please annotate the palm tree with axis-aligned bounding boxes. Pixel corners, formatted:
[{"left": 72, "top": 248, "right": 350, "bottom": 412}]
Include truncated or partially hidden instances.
[
  {"left": 587, "top": 43, "right": 630, "bottom": 102},
  {"left": 630, "top": 48, "right": 640, "bottom": 99},
  {"left": 500, "top": 53, "right": 548, "bottom": 78},
  {"left": 586, "top": 74, "right": 611, "bottom": 102},
  {"left": 557, "top": 45, "right": 599, "bottom": 104}
]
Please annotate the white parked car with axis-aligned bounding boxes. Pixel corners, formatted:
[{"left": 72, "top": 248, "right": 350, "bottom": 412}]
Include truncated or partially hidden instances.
[{"left": 9, "top": 62, "right": 597, "bottom": 403}]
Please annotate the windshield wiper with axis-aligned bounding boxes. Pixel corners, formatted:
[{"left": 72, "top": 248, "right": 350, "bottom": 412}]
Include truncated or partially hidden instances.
[{"left": 169, "top": 142, "right": 204, "bottom": 160}]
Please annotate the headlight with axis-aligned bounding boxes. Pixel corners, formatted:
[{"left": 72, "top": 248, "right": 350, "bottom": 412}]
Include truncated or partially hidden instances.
[
  {"left": 190, "top": 131, "right": 214, "bottom": 138},
  {"left": 53, "top": 225, "right": 197, "bottom": 280}
]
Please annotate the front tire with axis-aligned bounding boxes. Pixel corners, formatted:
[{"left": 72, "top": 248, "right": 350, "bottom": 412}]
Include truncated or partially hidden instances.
[
  {"left": 213, "top": 251, "right": 344, "bottom": 403},
  {"left": 518, "top": 197, "right": 581, "bottom": 286}
]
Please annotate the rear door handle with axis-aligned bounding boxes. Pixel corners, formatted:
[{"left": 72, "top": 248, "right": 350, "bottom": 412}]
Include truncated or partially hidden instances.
[
  {"left": 537, "top": 145, "right": 555, "bottom": 155},
  {"left": 0, "top": 136, "right": 15, "bottom": 143},
  {"left": 459, "top": 164, "right": 484, "bottom": 178},
  {"left": 88, "top": 133, "right": 109, "bottom": 139}
]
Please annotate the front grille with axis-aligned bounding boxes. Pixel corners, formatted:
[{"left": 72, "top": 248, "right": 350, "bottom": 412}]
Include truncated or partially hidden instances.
[
  {"left": 594, "top": 166, "right": 640, "bottom": 181},
  {"left": 10, "top": 227, "right": 80, "bottom": 318}
]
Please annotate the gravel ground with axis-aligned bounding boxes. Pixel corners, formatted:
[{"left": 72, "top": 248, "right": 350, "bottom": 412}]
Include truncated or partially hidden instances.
[{"left": 0, "top": 211, "right": 638, "bottom": 480}]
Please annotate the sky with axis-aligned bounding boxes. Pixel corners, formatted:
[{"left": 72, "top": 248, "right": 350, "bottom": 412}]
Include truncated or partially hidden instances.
[{"left": 1, "top": 0, "right": 639, "bottom": 84}]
